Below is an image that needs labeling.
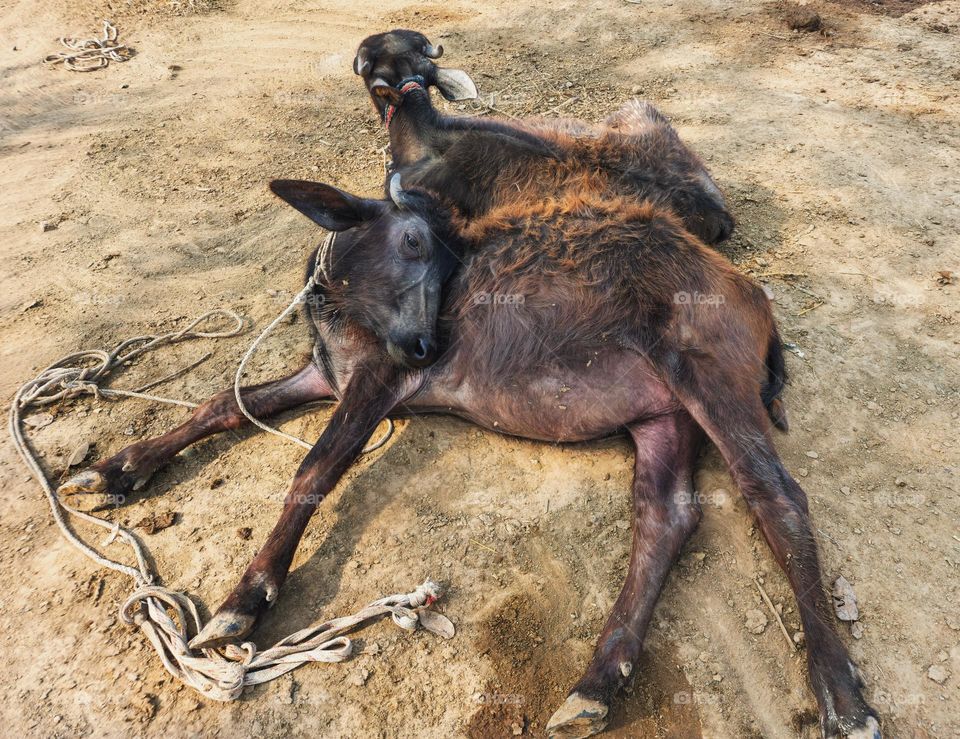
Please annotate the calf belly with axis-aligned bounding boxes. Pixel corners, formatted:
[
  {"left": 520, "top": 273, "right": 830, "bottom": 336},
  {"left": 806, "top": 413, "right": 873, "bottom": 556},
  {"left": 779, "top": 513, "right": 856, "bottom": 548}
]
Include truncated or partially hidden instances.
[{"left": 410, "top": 349, "right": 679, "bottom": 443}]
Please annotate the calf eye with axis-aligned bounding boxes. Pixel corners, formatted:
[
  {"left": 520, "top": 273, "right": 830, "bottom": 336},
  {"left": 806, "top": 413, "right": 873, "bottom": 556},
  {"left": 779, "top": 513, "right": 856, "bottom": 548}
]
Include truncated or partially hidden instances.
[{"left": 401, "top": 232, "right": 423, "bottom": 259}]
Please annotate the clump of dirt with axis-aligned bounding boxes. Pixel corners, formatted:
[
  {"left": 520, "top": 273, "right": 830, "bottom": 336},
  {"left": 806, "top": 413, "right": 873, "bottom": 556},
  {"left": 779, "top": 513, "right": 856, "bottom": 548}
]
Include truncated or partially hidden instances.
[
  {"left": 829, "top": 0, "right": 938, "bottom": 18},
  {"left": 784, "top": 5, "right": 823, "bottom": 31},
  {"left": 468, "top": 590, "right": 567, "bottom": 738},
  {"left": 133, "top": 510, "right": 177, "bottom": 534}
]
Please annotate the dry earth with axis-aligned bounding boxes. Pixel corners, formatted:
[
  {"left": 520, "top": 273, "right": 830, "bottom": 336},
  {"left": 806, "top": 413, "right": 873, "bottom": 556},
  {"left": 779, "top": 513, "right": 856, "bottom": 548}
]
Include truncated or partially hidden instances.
[{"left": 1, "top": 0, "right": 958, "bottom": 737}]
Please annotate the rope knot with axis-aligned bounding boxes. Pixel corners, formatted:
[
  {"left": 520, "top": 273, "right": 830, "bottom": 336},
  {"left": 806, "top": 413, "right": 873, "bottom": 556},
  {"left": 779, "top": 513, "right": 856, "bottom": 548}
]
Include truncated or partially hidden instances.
[{"left": 407, "top": 579, "right": 443, "bottom": 609}]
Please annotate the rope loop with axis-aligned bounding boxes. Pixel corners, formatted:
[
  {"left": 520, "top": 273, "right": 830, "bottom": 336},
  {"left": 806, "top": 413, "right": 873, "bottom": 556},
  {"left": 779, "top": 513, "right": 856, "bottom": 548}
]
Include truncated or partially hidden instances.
[
  {"left": 10, "top": 308, "right": 451, "bottom": 702},
  {"left": 44, "top": 20, "right": 134, "bottom": 72}
]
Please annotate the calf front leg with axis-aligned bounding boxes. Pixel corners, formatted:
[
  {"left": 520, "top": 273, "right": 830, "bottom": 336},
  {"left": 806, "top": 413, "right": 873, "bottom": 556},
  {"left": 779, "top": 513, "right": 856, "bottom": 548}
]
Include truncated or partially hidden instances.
[
  {"left": 547, "top": 412, "right": 704, "bottom": 739},
  {"left": 59, "top": 362, "right": 331, "bottom": 510},
  {"left": 189, "top": 360, "right": 401, "bottom": 649}
]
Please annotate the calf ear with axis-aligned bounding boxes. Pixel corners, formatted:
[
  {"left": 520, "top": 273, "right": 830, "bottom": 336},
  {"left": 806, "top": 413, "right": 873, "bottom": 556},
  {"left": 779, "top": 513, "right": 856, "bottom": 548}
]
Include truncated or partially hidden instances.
[
  {"left": 269, "top": 180, "right": 384, "bottom": 231},
  {"left": 434, "top": 68, "right": 478, "bottom": 101},
  {"left": 369, "top": 78, "right": 402, "bottom": 105}
]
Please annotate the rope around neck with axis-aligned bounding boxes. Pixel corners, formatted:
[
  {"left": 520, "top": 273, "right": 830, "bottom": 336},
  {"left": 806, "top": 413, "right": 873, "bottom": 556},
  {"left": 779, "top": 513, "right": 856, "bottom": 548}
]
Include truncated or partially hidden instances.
[
  {"left": 383, "top": 76, "right": 427, "bottom": 130},
  {"left": 10, "top": 301, "right": 447, "bottom": 701},
  {"left": 232, "top": 232, "right": 394, "bottom": 454}
]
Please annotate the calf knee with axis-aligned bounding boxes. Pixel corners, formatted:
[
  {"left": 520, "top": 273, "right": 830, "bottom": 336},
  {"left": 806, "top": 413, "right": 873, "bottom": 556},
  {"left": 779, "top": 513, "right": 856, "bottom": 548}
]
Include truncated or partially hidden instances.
[{"left": 190, "top": 390, "right": 244, "bottom": 431}]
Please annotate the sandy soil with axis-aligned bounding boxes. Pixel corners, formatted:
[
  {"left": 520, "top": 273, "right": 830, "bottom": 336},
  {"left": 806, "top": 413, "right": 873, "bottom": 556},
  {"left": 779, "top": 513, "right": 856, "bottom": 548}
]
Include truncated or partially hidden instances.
[{"left": 1, "top": 0, "right": 958, "bottom": 736}]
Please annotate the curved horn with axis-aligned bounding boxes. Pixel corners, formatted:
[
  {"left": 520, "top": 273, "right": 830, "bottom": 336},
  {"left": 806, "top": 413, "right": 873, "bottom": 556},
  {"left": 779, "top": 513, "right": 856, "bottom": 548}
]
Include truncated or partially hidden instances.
[
  {"left": 353, "top": 48, "right": 371, "bottom": 76},
  {"left": 423, "top": 43, "right": 444, "bottom": 59},
  {"left": 389, "top": 173, "right": 413, "bottom": 209}
]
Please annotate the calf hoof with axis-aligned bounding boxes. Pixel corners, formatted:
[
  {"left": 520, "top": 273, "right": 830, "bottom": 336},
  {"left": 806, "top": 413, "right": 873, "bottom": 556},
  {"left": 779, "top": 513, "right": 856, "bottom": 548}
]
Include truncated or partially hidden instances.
[
  {"left": 189, "top": 573, "right": 277, "bottom": 650},
  {"left": 189, "top": 609, "right": 257, "bottom": 650},
  {"left": 831, "top": 716, "right": 881, "bottom": 739},
  {"left": 58, "top": 453, "right": 157, "bottom": 511},
  {"left": 58, "top": 470, "right": 123, "bottom": 511},
  {"left": 546, "top": 692, "right": 609, "bottom": 739}
]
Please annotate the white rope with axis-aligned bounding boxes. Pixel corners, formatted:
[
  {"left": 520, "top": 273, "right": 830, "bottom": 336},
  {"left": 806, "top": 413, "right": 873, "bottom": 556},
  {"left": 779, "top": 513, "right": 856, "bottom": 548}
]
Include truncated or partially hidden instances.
[
  {"left": 10, "top": 310, "right": 245, "bottom": 589},
  {"left": 43, "top": 20, "right": 133, "bottom": 72},
  {"left": 10, "top": 306, "right": 443, "bottom": 702},
  {"left": 233, "top": 232, "right": 394, "bottom": 454}
]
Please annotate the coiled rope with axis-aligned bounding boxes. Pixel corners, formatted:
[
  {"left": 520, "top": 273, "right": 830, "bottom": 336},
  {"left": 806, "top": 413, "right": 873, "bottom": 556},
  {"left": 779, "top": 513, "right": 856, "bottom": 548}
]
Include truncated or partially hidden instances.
[
  {"left": 10, "top": 295, "right": 448, "bottom": 701},
  {"left": 43, "top": 20, "right": 134, "bottom": 72}
]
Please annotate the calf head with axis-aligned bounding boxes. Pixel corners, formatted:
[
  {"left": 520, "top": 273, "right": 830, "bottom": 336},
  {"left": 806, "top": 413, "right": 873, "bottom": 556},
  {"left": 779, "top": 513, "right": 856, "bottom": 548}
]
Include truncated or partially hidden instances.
[
  {"left": 270, "top": 175, "right": 464, "bottom": 368},
  {"left": 354, "top": 29, "right": 478, "bottom": 118}
]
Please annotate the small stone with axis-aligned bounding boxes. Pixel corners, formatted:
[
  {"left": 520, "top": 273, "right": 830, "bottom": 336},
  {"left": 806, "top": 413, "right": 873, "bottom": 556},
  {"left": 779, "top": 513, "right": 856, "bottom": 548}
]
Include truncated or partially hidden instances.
[
  {"left": 840, "top": 486, "right": 851, "bottom": 495},
  {"left": 805, "top": 451, "right": 819, "bottom": 459},
  {"left": 349, "top": 667, "right": 370, "bottom": 687},
  {"left": 866, "top": 401, "right": 880, "bottom": 411},
  {"left": 832, "top": 576, "right": 859, "bottom": 621},
  {"left": 24, "top": 413, "right": 54, "bottom": 429},
  {"left": 67, "top": 441, "right": 90, "bottom": 467},
  {"left": 793, "top": 630, "right": 805, "bottom": 645},
  {"left": 745, "top": 609, "right": 768, "bottom": 634},
  {"left": 40, "top": 220, "right": 57, "bottom": 232},
  {"left": 511, "top": 722, "right": 524, "bottom": 735},
  {"left": 851, "top": 621, "right": 864, "bottom": 639},
  {"left": 927, "top": 665, "right": 949, "bottom": 685},
  {"left": 798, "top": 467, "right": 809, "bottom": 478}
]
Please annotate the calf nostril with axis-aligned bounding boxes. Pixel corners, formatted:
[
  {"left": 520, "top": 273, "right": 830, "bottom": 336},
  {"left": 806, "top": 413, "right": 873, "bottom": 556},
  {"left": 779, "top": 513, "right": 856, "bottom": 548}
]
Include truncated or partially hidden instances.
[{"left": 413, "top": 337, "right": 430, "bottom": 360}]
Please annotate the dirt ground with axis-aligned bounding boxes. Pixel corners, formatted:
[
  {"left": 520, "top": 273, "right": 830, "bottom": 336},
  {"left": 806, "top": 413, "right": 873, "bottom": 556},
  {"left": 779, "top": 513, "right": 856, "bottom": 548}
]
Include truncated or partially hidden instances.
[{"left": 1, "top": 0, "right": 958, "bottom": 736}]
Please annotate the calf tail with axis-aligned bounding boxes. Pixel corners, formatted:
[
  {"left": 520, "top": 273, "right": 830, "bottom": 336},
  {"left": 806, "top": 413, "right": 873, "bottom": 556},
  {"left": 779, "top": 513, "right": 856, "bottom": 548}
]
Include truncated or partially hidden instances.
[{"left": 761, "top": 326, "right": 789, "bottom": 432}]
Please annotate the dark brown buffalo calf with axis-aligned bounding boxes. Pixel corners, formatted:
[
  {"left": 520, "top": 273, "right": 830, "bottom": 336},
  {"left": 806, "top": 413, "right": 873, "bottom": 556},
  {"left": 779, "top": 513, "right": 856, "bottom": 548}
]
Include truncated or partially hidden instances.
[{"left": 62, "top": 178, "right": 879, "bottom": 738}]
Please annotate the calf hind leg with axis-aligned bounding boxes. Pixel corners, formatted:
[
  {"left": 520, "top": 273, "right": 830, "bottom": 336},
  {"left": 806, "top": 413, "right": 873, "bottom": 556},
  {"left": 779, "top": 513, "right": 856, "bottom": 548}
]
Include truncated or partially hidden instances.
[
  {"left": 547, "top": 412, "right": 704, "bottom": 739},
  {"left": 59, "top": 362, "right": 332, "bottom": 510},
  {"left": 671, "top": 367, "right": 880, "bottom": 738}
]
